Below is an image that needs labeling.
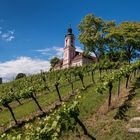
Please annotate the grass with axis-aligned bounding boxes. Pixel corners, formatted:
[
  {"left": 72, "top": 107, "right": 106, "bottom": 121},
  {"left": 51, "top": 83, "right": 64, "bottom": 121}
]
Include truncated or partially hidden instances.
[
  {"left": 0, "top": 78, "right": 108, "bottom": 139},
  {"left": 59, "top": 74, "right": 140, "bottom": 140},
  {"left": 1, "top": 71, "right": 140, "bottom": 140},
  {"left": 78, "top": 87, "right": 107, "bottom": 119},
  {"left": 88, "top": 76, "right": 140, "bottom": 140},
  {"left": 0, "top": 74, "right": 92, "bottom": 127}
]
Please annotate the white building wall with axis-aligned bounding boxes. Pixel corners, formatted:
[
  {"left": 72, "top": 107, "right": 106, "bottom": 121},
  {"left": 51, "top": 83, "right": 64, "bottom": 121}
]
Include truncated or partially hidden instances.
[
  {"left": 65, "top": 35, "right": 75, "bottom": 47},
  {"left": 71, "top": 59, "right": 83, "bottom": 67}
]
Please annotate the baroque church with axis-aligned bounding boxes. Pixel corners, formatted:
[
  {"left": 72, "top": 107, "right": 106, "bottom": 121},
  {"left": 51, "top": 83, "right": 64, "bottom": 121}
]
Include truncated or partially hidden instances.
[{"left": 54, "top": 27, "right": 96, "bottom": 70}]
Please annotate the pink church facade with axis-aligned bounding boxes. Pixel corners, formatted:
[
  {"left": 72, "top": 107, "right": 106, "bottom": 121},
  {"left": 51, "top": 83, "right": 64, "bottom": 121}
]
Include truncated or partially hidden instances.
[{"left": 54, "top": 27, "right": 96, "bottom": 70}]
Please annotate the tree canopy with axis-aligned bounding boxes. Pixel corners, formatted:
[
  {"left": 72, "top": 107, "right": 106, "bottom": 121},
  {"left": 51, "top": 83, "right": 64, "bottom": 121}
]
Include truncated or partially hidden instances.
[
  {"left": 78, "top": 13, "right": 140, "bottom": 63},
  {"left": 106, "top": 21, "right": 140, "bottom": 63},
  {"left": 78, "top": 13, "right": 115, "bottom": 62},
  {"left": 15, "top": 73, "right": 26, "bottom": 80},
  {"left": 50, "top": 57, "right": 60, "bottom": 68}
]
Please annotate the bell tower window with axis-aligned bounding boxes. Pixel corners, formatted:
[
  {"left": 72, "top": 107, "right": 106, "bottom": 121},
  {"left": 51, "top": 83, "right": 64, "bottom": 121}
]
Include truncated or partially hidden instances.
[
  {"left": 65, "top": 39, "right": 67, "bottom": 46},
  {"left": 71, "top": 40, "right": 73, "bottom": 45}
]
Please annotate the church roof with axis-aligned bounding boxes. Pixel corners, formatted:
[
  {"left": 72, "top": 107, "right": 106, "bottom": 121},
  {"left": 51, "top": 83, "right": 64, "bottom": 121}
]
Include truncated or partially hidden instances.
[
  {"left": 65, "top": 26, "right": 74, "bottom": 37},
  {"left": 54, "top": 51, "right": 96, "bottom": 68},
  {"left": 72, "top": 52, "right": 96, "bottom": 62}
]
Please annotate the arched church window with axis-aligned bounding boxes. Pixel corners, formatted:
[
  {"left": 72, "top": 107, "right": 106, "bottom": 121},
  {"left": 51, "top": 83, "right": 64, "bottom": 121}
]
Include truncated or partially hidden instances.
[{"left": 65, "top": 39, "right": 67, "bottom": 46}]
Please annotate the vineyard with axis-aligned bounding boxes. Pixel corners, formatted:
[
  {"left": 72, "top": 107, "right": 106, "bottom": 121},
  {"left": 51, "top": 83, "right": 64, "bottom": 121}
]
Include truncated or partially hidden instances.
[
  {"left": 0, "top": 0, "right": 140, "bottom": 137},
  {"left": 0, "top": 60, "right": 140, "bottom": 140}
]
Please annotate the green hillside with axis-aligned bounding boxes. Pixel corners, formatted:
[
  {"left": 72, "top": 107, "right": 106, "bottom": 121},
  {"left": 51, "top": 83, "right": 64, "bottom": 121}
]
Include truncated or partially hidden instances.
[{"left": 0, "top": 61, "right": 140, "bottom": 140}]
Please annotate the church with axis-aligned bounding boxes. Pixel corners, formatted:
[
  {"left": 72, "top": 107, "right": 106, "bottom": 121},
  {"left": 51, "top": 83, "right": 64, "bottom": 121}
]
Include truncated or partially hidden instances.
[{"left": 54, "top": 27, "right": 96, "bottom": 70}]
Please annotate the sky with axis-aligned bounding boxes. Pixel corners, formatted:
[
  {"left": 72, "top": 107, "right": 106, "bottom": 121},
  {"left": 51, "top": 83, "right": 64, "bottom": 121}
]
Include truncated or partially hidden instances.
[{"left": 0, "top": 0, "right": 140, "bottom": 82}]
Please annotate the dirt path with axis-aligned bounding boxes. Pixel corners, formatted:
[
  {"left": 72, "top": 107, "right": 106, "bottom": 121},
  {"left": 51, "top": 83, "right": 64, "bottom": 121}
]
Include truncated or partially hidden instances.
[{"left": 85, "top": 84, "right": 128, "bottom": 129}]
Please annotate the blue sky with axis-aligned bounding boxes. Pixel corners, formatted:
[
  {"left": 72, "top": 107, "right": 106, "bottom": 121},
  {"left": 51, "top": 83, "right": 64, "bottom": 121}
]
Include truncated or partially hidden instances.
[{"left": 0, "top": 0, "right": 140, "bottom": 81}]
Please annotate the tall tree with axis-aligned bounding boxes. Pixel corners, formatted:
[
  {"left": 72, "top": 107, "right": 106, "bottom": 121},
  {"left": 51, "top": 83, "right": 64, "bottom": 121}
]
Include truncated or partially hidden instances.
[
  {"left": 106, "top": 22, "right": 140, "bottom": 63},
  {"left": 78, "top": 13, "right": 115, "bottom": 62}
]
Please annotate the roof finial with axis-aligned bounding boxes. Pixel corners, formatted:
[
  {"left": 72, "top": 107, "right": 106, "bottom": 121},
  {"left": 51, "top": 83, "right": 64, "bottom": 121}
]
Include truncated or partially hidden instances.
[{"left": 67, "top": 23, "right": 73, "bottom": 35}]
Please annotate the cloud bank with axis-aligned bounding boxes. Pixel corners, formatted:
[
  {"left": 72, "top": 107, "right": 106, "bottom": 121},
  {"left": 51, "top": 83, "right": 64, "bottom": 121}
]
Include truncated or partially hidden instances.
[{"left": 0, "top": 56, "right": 50, "bottom": 82}]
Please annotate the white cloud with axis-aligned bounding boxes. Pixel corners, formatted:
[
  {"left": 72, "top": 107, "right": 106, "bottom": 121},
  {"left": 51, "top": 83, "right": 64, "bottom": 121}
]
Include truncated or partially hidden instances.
[
  {"left": 0, "top": 56, "right": 50, "bottom": 82},
  {"left": 36, "top": 46, "right": 64, "bottom": 59},
  {"left": 36, "top": 46, "right": 84, "bottom": 59},
  {"left": 1, "top": 29, "right": 15, "bottom": 42},
  {"left": 36, "top": 48, "right": 51, "bottom": 55},
  {"left": 75, "top": 46, "right": 83, "bottom": 52},
  {"left": 91, "top": 52, "right": 96, "bottom": 57},
  {"left": 0, "top": 27, "right": 2, "bottom": 34},
  {"left": 36, "top": 46, "right": 96, "bottom": 61},
  {"left": 8, "top": 30, "right": 15, "bottom": 35},
  {"left": 5, "top": 36, "right": 15, "bottom": 42},
  {"left": 76, "top": 46, "right": 96, "bottom": 57},
  {"left": 53, "top": 46, "right": 63, "bottom": 58}
]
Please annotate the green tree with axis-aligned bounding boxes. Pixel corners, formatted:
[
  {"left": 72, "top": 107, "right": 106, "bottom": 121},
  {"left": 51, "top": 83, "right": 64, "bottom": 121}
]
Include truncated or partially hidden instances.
[
  {"left": 50, "top": 57, "right": 60, "bottom": 68},
  {"left": 106, "top": 22, "right": 140, "bottom": 63},
  {"left": 78, "top": 13, "right": 115, "bottom": 62},
  {"left": 15, "top": 73, "right": 26, "bottom": 80}
]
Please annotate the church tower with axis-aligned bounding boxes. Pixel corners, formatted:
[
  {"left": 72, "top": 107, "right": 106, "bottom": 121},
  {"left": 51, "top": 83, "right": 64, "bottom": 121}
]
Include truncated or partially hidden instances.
[{"left": 63, "top": 26, "right": 76, "bottom": 68}]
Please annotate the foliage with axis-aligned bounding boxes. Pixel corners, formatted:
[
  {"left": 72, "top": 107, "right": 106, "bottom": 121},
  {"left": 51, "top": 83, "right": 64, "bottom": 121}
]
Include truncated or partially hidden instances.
[
  {"left": 15, "top": 73, "right": 26, "bottom": 80},
  {"left": 78, "top": 13, "right": 115, "bottom": 62},
  {"left": 106, "top": 22, "right": 140, "bottom": 63},
  {"left": 78, "top": 13, "right": 140, "bottom": 63},
  {"left": 0, "top": 59, "right": 140, "bottom": 138},
  {"left": 1, "top": 100, "right": 80, "bottom": 140},
  {"left": 50, "top": 57, "right": 60, "bottom": 68}
]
